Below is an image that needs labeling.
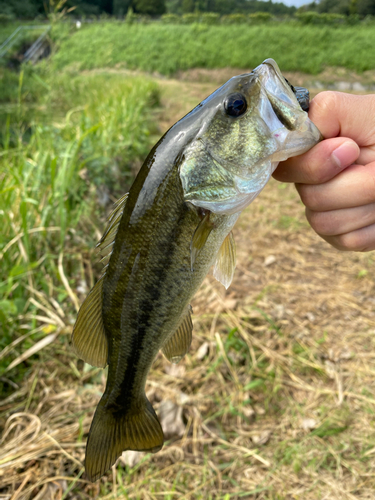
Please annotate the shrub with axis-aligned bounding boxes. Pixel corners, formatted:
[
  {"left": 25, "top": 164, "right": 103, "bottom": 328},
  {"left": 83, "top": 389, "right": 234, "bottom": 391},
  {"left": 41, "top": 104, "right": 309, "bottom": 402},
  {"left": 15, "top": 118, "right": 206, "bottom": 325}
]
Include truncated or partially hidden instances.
[
  {"left": 182, "top": 13, "right": 200, "bottom": 24},
  {"left": 295, "top": 11, "right": 322, "bottom": 24},
  {"left": 346, "top": 14, "right": 360, "bottom": 24},
  {"left": 201, "top": 12, "right": 220, "bottom": 25},
  {"left": 138, "top": 14, "right": 151, "bottom": 24},
  {"left": 249, "top": 12, "right": 273, "bottom": 24},
  {"left": 319, "top": 13, "right": 345, "bottom": 24},
  {"left": 0, "top": 13, "right": 12, "bottom": 24},
  {"left": 161, "top": 13, "right": 180, "bottom": 24},
  {"left": 362, "top": 14, "right": 375, "bottom": 24},
  {"left": 221, "top": 13, "right": 247, "bottom": 24},
  {"left": 125, "top": 7, "right": 137, "bottom": 24},
  {"left": 249, "top": 12, "right": 274, "bottom": 23}
]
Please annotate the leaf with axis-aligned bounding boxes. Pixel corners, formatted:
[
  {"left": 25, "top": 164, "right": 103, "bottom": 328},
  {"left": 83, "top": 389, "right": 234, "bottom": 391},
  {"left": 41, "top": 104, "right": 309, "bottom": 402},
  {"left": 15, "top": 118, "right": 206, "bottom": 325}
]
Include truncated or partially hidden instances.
[
  {"left": 244, "top": 379, "right": 265, "bottom": 391},
  {"left": 311, "top": 424, "right": 347, "bottom": 437},
  {"left": 0, "top": 300, "right": 17, "bottom": 316},
  {"left": 6, "top": 333, "right": 58, "bottom": 372}
]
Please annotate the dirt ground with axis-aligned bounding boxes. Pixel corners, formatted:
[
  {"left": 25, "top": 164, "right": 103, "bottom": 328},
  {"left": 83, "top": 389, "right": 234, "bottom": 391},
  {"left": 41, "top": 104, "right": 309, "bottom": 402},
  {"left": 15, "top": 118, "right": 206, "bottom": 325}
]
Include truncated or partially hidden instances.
[{"left": 1, "top": 69, "right": 375, "bottom": 499}]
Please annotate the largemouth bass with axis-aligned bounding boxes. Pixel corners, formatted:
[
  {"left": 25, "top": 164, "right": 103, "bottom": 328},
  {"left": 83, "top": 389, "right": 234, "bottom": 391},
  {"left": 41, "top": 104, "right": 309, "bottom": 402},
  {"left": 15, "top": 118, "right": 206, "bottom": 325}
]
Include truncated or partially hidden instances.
[{"left": 72, "top": 59, "right": 321, "bottom": 481}]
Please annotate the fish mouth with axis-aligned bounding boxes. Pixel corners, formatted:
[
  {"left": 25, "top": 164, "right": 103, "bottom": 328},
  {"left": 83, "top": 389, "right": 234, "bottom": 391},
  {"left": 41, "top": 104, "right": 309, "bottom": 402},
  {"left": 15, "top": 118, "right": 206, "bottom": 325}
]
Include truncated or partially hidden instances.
[
  {"left": 258, "top": 58, "right": 311, "bottom": 112},
  {"left": 293, "top": 86, "right": 310, "bottom": 112}
]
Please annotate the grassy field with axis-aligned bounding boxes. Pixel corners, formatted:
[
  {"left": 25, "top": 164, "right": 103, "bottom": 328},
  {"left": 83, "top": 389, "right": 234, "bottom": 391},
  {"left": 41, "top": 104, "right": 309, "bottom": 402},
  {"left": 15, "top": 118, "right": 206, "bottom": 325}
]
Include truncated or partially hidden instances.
[
  {"left": 1, "top": 21, "right": 375, "bottom": 500},
  {"left": 51, "top": 22, "right": 375, "bottom": 75}
]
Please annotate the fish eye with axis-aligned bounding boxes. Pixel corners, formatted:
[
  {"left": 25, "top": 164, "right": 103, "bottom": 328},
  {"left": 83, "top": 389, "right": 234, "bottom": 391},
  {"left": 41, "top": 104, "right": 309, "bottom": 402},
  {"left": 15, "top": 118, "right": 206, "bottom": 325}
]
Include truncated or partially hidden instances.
[{"left": 224, "top": 93, "right": 247, "bottom": 117}]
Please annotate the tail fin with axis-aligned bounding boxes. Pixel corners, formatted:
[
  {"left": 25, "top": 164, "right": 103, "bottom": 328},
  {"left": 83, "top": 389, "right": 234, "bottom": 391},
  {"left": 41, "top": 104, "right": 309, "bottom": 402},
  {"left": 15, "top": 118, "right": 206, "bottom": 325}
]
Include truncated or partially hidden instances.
[{"left": 85, "top": 396, "right": 164, "bottom": 482}]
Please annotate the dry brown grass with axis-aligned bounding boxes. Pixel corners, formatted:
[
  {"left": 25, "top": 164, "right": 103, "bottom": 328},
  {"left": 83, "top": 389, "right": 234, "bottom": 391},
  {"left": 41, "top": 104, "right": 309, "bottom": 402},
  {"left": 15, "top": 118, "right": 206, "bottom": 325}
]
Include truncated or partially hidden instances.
[{"left": 1, "top": 73, "right": 375, "bottom": 500}]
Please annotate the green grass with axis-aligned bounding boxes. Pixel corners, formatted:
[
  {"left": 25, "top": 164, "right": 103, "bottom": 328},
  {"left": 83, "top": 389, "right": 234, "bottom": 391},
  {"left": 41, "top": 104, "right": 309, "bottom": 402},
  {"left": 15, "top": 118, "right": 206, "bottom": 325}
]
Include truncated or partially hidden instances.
[
  {"left": 51, "top": 22, "right": 375, "bottom": 75},
  {"left": 0, "top": 68, "right": 159, "bottom": 380},
  {"left": 0, "top": 21, "right": 46, "bottom": 45}
]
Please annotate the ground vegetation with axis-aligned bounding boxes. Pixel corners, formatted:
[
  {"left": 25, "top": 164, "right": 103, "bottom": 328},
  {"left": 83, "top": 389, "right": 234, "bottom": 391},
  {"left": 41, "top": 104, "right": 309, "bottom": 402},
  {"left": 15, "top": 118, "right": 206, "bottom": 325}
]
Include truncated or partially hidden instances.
[
  {"left": 0, "top": 19, "right": 375, "bottom": 500},
  {"left": 50, "top": 22, "right": 375, "bottom": 75}
]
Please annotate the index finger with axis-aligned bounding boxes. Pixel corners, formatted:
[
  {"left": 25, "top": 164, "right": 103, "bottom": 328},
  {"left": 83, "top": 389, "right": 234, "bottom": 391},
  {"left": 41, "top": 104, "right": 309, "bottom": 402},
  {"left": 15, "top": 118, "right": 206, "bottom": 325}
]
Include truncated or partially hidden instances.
[
  {"left": 308, "top": 91, "right": 375, "bottom": 144},
  {"left": 273, "top": 137, "right": 359, "bottom": 184}
]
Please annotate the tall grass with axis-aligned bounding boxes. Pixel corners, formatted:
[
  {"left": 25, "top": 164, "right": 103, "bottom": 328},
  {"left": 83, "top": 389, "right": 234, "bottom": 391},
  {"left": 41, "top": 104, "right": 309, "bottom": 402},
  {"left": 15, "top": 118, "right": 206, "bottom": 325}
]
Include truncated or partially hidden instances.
[
  {"left": 0, "top": 69, "right": 159, "bottom": 380},
  {"left": 0, "top": 21, "right": 46, "bottom": 45},
  {"left": 51, "top": 22, "right": 375, "bottom": 75}
]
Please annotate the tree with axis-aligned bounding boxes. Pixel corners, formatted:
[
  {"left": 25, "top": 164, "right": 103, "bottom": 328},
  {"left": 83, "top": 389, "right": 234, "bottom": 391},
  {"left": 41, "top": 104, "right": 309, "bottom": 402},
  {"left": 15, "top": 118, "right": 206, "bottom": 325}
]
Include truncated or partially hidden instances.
[
  {"left": 133, "top": 0, "right": 166, "bottom": 15},
  {"left": 357, "top": 0, "right": 375, "bottom": 14},
  {"left": 113, "top": 0, "right": 132, "bottom": 16}
]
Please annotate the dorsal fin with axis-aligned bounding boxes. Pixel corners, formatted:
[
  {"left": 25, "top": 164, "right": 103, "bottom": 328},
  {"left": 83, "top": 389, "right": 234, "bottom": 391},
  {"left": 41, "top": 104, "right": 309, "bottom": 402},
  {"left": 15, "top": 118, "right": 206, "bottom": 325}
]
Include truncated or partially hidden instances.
[
  {"left": 162, "top": 305, "right": 193, "bottom": 364},
  {"left": 71, "top": 275, "right": 108, "bottom": 367},
  {"left": 190, "top": 212, "right": 214, "bottom": 271},
  {"left": 96, "top": 193, "right": 128, "bottom": 267},
  {"left": 213, "top": 231, "right": 236, "bottom": 289}
]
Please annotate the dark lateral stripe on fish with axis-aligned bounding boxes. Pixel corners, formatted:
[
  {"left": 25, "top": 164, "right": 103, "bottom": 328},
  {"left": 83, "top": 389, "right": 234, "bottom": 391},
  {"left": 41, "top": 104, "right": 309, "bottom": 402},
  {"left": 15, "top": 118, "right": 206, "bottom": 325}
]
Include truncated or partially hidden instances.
[{"left": 113, "top": 200, "right": 192, "bottom": 407}]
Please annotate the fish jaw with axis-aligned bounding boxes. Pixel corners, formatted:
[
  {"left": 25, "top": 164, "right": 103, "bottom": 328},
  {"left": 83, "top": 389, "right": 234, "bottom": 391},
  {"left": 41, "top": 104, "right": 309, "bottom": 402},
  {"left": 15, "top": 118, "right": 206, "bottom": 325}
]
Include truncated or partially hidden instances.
[{"left": 179, "top": 58, "right": 321, "bottom": 215}]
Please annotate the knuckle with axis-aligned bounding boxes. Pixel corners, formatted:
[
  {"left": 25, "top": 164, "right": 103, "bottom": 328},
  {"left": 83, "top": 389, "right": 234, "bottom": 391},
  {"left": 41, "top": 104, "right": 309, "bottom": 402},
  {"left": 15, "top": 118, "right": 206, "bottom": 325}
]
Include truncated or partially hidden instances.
[
  {"left": 294, "top": 142, "right": 335, "bottom": 184},
  {"left": 364, "top": 169, "right": 375, "bottom": 203},
  {"left": 299, "top": 156, "right": 320, "bottom": 184},
  {"left": 335, "top": 232, "right": 364, "bottom": 252},
  {"left": 306, "top": 160, "right": 329, "bottom": 184},
  {"left": 310, "top": 91, "right": 339, "bottom": 119},
  {"left": 297, "top": 184, "right": 321, "bottom": 211},
  {"left": 306, "top": 210, "right": 332, "bottom": 236}
]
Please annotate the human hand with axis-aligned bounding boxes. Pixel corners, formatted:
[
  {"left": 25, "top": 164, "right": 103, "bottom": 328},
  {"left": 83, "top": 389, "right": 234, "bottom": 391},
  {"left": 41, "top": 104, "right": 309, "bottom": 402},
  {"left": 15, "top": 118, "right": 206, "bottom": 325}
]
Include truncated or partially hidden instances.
[{"left": 273, "top": 91, "right": 375, "bottom": 251}]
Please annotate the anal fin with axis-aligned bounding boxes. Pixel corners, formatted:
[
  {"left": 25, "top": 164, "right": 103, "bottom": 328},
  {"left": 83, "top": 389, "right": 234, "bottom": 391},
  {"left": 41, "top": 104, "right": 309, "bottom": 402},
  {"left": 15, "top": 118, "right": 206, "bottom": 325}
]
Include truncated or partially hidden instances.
[
  {"left": 71, "top": 275, "right": 108, "bottom": 368},
  {"left": 213, "top": 231, "right": 236, "bottom": 289},
  {"left": 162, "top": 305, "right": 193, "bottom": 363}
]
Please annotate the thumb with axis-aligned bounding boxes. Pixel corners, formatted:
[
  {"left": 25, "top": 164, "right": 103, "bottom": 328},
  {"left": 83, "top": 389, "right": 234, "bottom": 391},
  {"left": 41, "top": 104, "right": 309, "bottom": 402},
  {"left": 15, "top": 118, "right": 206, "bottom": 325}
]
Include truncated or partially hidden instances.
[{"left": 309, "top": 91, "right": 375, "bottom": 146}]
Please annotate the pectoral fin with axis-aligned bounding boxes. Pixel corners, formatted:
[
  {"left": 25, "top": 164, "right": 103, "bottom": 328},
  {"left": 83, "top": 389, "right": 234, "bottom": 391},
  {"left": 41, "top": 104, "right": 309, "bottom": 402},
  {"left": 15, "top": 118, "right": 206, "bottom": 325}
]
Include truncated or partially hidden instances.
[
  {"left": 190, "top": 213, "right": 213, "bottom": 271},
  {"left": 213, "top": 231, "right": 236, "bottom": 289},
  {"left": 71, "top": 276, "right": 108, "bottom": 368},
  {"left": 162, "top": 305, "right": 193, "bottom": 363}
]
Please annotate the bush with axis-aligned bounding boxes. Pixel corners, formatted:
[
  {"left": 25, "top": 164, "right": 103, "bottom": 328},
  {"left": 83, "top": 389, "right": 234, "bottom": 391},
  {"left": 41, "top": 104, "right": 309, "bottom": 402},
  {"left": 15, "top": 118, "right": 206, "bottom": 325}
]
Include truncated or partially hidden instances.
[
  {"left": 138, "top": 14, "right": 151, "bottom": 24},
  {"left": 362, "top": 14, "right": 375, "bottom": 24},
  {"left": 125, "top": 7, "right": 137, "bottom": 24},
  {"left": 221, "top": 13, "right": 247, "bottom": 24},
  {"left": 201, "top": 12, "right": 220, "bottom": 25},
  {"left": 0, "top": 13, "right": 12, "bottom": 23},
  {"left": 319, "top": 13, "right": 346, "bottom": 24},
  {"left": 182, "top": 13, "right": 200, "bottom": 24},
  {"left": 346, "top": 13, "right": 360, "bottom": 24},
  {"left": 295, "top": 11, "right": 322, "bottom": 24},
  {"left": 161, "top": 13, "right": 180, "bottom": 24},
  {"left": 249, "top": 12, "right": 274, "bottom": 23}
]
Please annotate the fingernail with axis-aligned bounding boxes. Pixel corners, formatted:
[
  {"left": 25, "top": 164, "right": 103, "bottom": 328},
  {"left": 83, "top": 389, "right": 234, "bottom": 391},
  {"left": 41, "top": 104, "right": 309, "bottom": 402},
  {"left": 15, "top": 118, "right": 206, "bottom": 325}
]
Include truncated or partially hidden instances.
[{"left": 331, "top": 141, "right": 359, "bottom": 169}]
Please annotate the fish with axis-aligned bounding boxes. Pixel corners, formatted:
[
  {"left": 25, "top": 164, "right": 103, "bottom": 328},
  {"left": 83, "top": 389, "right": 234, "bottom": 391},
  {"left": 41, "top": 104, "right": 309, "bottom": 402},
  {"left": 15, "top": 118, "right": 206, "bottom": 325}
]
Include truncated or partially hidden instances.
[{"left": 72, "top": 58, "right": 321, "bottom": 482}]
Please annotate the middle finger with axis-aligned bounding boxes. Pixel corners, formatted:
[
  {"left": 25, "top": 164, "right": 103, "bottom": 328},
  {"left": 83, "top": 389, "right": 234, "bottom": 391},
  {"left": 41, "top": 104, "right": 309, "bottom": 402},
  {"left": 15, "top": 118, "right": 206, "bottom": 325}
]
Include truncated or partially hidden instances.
[
  {"left": 296, "top": 162, "right": 375, "bottom": 212},
  {"left": 306, "top": 202, "right": 375, "bottom": 236}
]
